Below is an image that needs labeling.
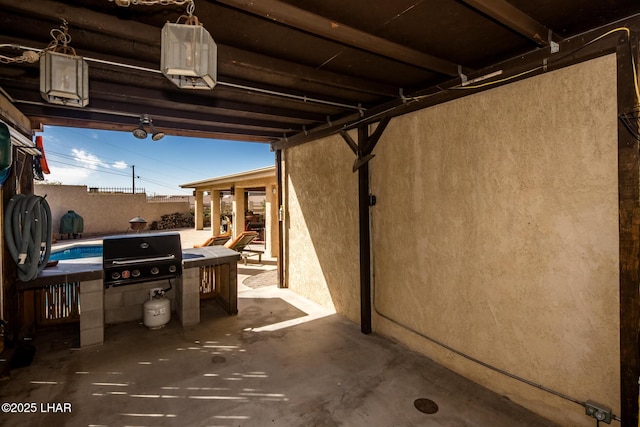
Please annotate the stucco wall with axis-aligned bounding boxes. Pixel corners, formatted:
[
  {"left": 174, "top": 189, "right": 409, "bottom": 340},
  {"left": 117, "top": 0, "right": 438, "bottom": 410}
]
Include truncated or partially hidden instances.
[
  {"left": 284, "top": 134, "right": 359, "bottom": 322},
  {"left": 34, "top": 184, "right": 190, "bottom": 236},
  {"left": 284, "top": 54, "right": 620, "bottom": 426}
]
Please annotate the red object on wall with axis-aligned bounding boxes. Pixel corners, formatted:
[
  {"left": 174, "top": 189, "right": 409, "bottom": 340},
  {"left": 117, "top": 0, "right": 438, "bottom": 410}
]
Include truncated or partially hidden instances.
[{"left": 36, "top": 136, "right": 50, "bottom": 174}]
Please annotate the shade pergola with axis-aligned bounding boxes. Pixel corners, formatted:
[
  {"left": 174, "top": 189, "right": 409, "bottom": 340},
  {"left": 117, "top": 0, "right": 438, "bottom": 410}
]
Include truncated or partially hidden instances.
[{"left": 181, "top": 166, "right": 277, "bottom": 257}]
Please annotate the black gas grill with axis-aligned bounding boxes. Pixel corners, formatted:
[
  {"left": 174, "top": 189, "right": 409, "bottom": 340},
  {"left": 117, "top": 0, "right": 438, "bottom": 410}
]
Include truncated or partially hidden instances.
[{"left": 103, "top": 232, "right": 182, "bottom": 287}]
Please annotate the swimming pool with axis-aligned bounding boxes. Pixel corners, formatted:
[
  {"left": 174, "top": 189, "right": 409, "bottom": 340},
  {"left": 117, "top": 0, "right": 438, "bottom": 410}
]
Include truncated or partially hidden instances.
[{"left": 50, "top": 244, "right": 103, "bottom": 261}]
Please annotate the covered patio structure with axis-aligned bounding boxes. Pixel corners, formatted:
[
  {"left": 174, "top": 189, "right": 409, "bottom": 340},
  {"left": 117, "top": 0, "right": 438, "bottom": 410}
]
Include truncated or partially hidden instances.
[
  {"left": 2, "top": 1, "right": 640, "bottom": 425},
  {"left": 181, "top": 166, "right": 278, "bottom": 259}
]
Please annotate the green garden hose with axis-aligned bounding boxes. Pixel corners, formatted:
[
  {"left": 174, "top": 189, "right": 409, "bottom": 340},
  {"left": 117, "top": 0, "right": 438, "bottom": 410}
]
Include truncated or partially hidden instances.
[{"left": 4, "top": 194, "right": 52, "bottom": 281}]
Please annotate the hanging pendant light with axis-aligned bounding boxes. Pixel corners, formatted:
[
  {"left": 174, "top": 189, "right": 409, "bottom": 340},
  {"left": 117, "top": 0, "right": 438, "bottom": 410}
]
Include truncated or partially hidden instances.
[
  {"left": 161, "top": 1, "right": 217, "bottom": 89},
  {"left": 40, "top": 20, "right": 89, "bottom": 107}
]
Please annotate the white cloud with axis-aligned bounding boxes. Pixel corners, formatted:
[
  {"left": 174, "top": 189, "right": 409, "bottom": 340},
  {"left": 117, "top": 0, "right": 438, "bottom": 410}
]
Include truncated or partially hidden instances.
[
  {"left": 45, "top": 148, "right": 115, "bottom": 185},
  {"left": 47, "top": 164, "right": 92, "bottom": 185},
  {"left": 112, "top": 161, "right": 128, "bottom": 169},
  {"left": 71, "top": 149, "right": 109, "bottom": 170}
]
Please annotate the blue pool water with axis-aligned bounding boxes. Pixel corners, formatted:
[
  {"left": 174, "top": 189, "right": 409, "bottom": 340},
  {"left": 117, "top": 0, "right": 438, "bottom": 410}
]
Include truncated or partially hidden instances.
[{"left": 50, "top": 245, "right": 103, "bottom": 261}]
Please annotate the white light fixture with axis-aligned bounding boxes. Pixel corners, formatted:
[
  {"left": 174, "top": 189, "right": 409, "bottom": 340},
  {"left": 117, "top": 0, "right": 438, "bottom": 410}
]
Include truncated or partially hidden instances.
[
  {"left": 161, "top": 1, "right": 217, "bottom": 90},
  {"left": 40, "top": 20, "right": 89, "bottom": 107},
  {"left": 150, "top": 121, "right": 165, "bottom": 141},
  {"left": 133, "top": 115, "right": 165, "bottom": 141}
]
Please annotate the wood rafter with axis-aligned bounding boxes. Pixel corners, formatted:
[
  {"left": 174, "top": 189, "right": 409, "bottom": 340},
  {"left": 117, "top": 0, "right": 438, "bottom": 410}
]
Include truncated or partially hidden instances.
[
  {"left": 0, "top": 0, "right": 394, "bottom": 100},
  {"left": 271, "top": 19, "right": 625, "bottom": 150},
  {"left": 459, "top": 0, "right": 560, "bottom": 46},
  {"left": 216, "top": 0, "right": 465, "bottom": 76}
]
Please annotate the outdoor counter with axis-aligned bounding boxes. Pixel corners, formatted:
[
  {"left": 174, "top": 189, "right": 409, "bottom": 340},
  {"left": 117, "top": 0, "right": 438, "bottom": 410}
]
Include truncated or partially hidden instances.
[
  {"left": 179, "top": 246, "right": 241, "bottom": 326},
  {"left": 182, "top": 245, "right": 241, "bottom": 268},
  {"left": 15, "top": 246, "right": 241, "bottom": 348},
  {"left": 16, "top": 261, "right": 103, "bottom": 291}
]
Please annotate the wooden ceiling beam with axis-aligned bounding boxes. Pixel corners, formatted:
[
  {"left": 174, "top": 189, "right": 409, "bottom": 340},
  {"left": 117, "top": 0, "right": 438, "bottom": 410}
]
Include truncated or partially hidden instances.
[
  {"left": 29, "top": 115, "right": 273, "bottom": 142},
  {"left": 5, "top": 76, "right": 317, "bottom": 137},
  {"left": 459, "top": 0, "right": 560, "bottom": 46},
  {"left": 91, "top": 81, "right": 336, "bottom": 123},
  {"left": 218, "top": 46, "right": 399, "bottom": 99},
  {"left": 78, "top": 100, "right": 302, "bottom": 134},
  {"left": 0, "top": 0, "right": 160, "bottom": 45},
  {"left": 0, "top": 0, "right": 398, "bottom": 99},
  {"left": 216, "top": 0, "right": 464, "bottom": 76},
  {"left": 19, "top": 106, "right": 282, "bottom": 141},
  {"left": 1, "top": 75, "right": 330, "bottom": 124}
]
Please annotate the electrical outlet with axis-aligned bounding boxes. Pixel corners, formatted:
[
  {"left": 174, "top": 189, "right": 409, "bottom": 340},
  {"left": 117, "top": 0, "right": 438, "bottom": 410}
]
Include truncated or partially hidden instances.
[{"left": 585, "top": 401, "right": 612, "bottom": 424}]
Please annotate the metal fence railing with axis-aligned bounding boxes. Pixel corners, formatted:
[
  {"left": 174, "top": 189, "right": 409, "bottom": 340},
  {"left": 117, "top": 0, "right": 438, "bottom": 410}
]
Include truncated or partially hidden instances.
[
  {"left": 147, "top": 195, "right": 191, "bottom": 203},
  {"left": 88, "top": 187, "right": 146, "bottom": 194}
]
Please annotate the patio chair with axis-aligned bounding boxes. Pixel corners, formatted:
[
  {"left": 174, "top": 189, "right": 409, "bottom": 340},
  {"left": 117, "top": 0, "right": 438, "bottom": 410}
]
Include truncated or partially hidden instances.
[
  {"left": 193, "top": 234, "right": 231, "bottom": 248},
  {"left": 224, "top": 231, "right": 263, "bottom": 264}
]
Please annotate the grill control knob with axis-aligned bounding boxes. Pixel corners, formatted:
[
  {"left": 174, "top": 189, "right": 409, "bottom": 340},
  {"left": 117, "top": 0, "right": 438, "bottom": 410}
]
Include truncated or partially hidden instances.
[
  {"left": 169, "top": 265, "right": 177, "bottom": 273},
  {"left": 111, "top": 272, "right": 121, "bottom": 280},
  {"left": 132, "top": 269, "right": 141, "bottom": 277},
  {"left": 150, "top": 267, "right": 160, "bottom": 275}
]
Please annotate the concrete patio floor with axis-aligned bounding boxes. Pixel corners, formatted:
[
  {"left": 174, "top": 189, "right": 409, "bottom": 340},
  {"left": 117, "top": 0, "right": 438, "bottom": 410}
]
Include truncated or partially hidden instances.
[{"left": 0, "top": 229, "right": 558, "bottom": 426}]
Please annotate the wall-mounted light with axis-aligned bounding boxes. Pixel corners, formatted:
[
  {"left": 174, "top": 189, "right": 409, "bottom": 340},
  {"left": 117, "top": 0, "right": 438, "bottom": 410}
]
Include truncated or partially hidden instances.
[
  {"left": 161, "top": 1, "right": 217, "bottom": 89},
  {"left": 133, "top": 115, "right": 165, "bottom": 141},
  {"left": 40, "top": 20, "right": 89, "bottom": 107}
]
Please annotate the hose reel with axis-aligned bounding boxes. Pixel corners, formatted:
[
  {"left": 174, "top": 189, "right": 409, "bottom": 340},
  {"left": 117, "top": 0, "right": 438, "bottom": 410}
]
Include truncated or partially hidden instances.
[{"left": 4, "top": 194, "right": 53, "bottom": 282}]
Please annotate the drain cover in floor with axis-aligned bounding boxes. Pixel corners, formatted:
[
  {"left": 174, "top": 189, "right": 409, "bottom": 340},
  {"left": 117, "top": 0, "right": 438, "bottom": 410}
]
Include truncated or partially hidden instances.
[
  {"left": 414, "top": 398, "right": 439, "bottom": 414},
  {"left": 243, "top": 269, "right": 278, "bottom": 288},
  {"left": 211, "top": 355, "right": 226, "bottom": 363}
]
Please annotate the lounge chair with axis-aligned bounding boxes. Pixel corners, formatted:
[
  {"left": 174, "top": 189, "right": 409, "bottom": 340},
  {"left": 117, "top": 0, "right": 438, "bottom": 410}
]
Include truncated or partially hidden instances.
[
  {"left": 224, "top": 231, "right": 263, "bottom": 264},
  {"left": 193, "top": 234, "right": 231, "bottom": 248}
]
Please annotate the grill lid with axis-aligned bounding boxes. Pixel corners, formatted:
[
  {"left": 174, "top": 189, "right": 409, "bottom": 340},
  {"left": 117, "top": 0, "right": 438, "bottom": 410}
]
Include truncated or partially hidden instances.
[
  {"left": 103, "top": 232, "right": 182, "bottom": 287},
  {"left": 103, "top": 232, "right": 182, "bottom": 264}
]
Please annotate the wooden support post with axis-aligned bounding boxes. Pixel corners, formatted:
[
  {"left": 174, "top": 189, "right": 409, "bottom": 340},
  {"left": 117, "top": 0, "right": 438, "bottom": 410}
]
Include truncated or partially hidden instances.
[
  {"left": 351, "top": 119, "right": 391, "bottom": 335},
  {"left": 358, "top": 125, "right": 372, "bottom": 334},
  {"left": 276, "top": 150, "right": 286, "bottom": 288},
  {"left": 2, "top": 147, "right": 18, "bottom": 343},
  {"left": 617, "top": 35, "right": 640, "bottom": 427}
]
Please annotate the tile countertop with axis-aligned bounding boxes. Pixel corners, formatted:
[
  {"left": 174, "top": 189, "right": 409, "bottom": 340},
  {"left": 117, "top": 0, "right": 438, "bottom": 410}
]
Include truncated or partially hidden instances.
[
  {"left": 16, "top": 246, "right": 241, "bottom": 291},
  {"left": 182, "top": 246, "right": 241, "bottom": 268}
]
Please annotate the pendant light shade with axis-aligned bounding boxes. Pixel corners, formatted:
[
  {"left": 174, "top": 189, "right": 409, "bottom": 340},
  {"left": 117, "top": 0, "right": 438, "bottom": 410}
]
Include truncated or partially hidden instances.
[
  {"left": 40, "top": 50, "right": 89, "bottom": 107},
  {"left": 161, "top": 21, "right": 217, "bottom": 89}
]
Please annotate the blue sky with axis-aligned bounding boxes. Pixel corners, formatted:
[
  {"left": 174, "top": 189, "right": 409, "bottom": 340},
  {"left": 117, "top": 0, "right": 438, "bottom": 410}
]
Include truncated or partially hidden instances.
[{"left": 36, "top": 126, "right": 275, "bottom": 195}]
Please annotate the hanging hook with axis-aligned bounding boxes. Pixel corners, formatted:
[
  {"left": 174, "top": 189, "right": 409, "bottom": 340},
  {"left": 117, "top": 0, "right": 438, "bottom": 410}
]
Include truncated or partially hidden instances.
[
  {"left": 186, "top": 0, "right": 195, "bottom": 17},
  {"left": 47, "top": 19, "right": 75, "bottom": 55},
  {"left": 178, "top": 1, "right": 200, "bottom": 25}
]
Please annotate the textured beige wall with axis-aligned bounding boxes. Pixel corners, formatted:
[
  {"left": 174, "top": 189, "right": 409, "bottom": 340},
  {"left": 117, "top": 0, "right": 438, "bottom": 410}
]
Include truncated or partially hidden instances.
[
  {"left": 284, "top": 134, "right": 360, "bottom": 322},
  {"left": 34, "top": 184, "right": 190, "bottom": 235},
  {"left": 284, "top": 54, "right": 620, "bottom": 426}
]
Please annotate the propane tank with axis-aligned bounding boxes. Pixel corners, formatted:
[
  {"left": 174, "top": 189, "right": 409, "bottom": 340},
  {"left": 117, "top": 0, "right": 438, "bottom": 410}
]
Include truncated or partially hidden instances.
[{"left": 143, "top": 288, "right": 170, "bottom": 329}]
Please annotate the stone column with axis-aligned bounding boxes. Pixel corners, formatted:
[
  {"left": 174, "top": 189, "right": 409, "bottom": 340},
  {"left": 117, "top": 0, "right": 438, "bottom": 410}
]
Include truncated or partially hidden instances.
[
  {"left": 211, "top": 190, "right": 221, "bottom": 235},
  {"left": 176, "top": 267, "right": 200, "bottom": 326},
  {"left": 232, "top": 187, "right": 245, "bottom": 239},
  {"left": 265, "top": 184, "right": 279, "bottom": 257},
  {"left": 194, "top": 190, "right": 204, "bottom": 230},
  {"left": 79, "top": 279, "right": 104, "bottom": 347}
]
